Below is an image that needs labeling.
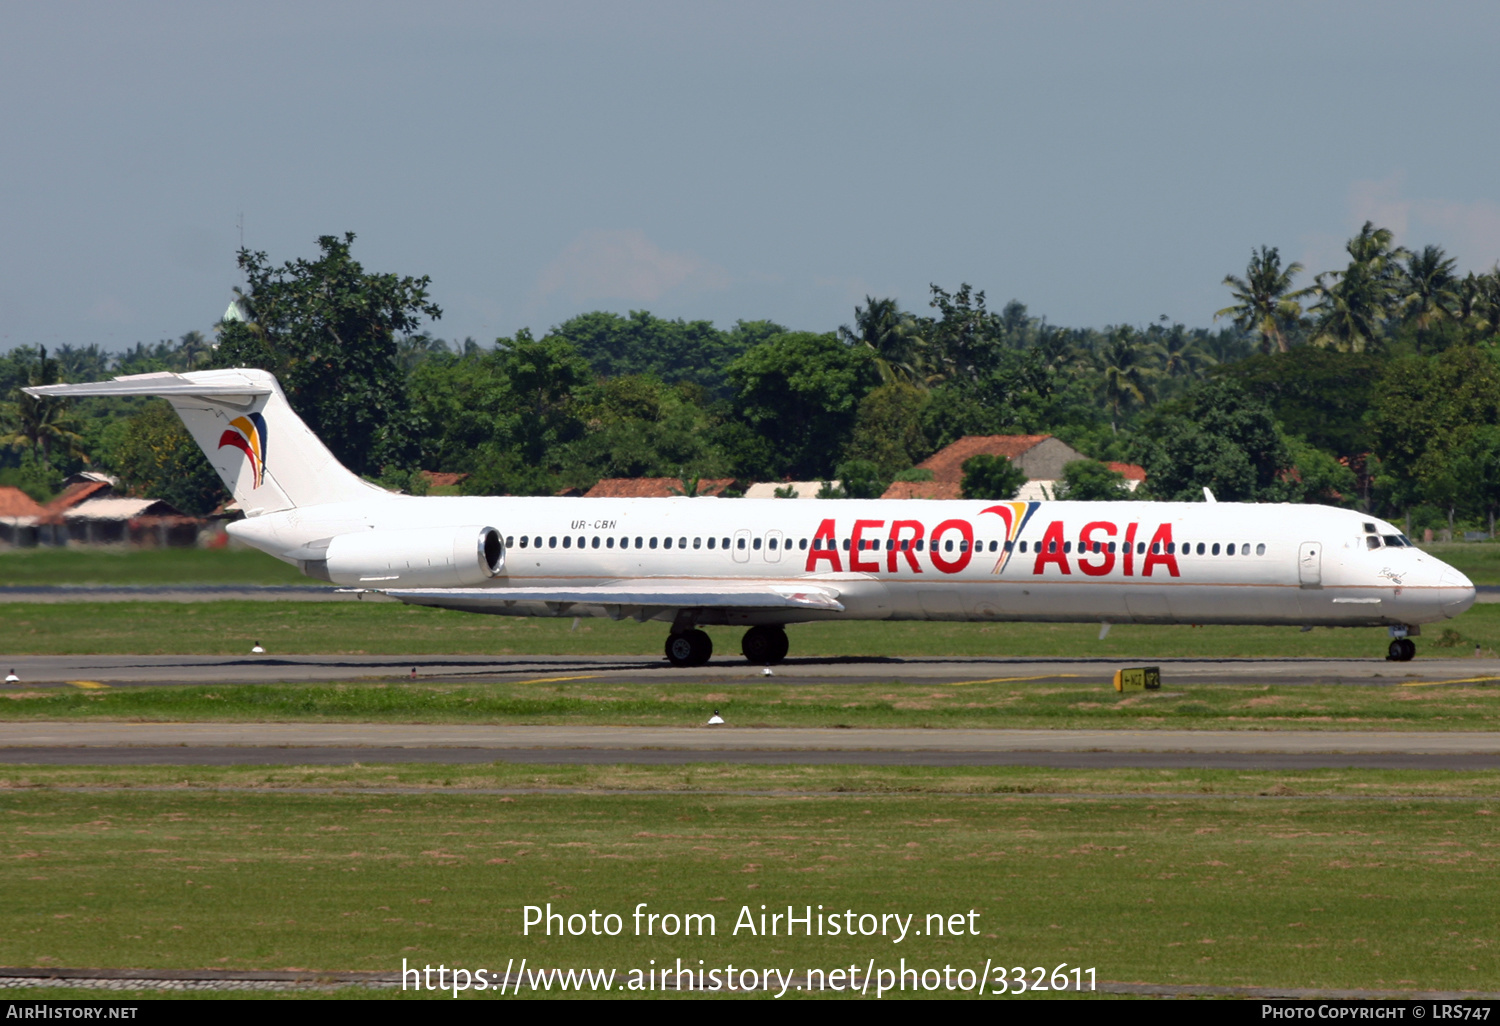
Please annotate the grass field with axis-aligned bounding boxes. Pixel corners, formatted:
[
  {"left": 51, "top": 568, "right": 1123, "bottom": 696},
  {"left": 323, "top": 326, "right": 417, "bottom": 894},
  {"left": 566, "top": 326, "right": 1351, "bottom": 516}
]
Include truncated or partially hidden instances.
[
  {"left": 8, "top": 677, "right": 1500, "bottom": 730},
  {"left": 0, "top": 770, "right": 1494, "bottom": 995},
  {"left": 0, "top": 547, "right": 308, "bottom": 587},
  {"left": 4, "top": 600, "right": 1499, "bottom": 659},
  {"left": 6, "top": 540, "right": 1500, "bottom": 586}
]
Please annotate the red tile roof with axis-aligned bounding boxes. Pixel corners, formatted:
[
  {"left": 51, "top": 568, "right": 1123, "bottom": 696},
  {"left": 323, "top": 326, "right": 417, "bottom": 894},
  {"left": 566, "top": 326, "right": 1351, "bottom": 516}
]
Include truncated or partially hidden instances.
[
  {"left": 881, "top": 480, "right": 962, "bottom": 500},
  {"left": 0, "top": 486, "right": 45, "bottom": 518},
  {"left": 42, "top": 479, "right": 112, "bottom": 515},
  {"left": 420, "top": 471, "right": 468, "bottom": 489},
  {"left": 584, "top": 478, "right": 736, "bottom": 498},
  {"left": 915, "top": 434, "right": 1052, "bottom": 484},
  {"left": 1106, "top": 462, "right": 1147, "bottom": 482}
]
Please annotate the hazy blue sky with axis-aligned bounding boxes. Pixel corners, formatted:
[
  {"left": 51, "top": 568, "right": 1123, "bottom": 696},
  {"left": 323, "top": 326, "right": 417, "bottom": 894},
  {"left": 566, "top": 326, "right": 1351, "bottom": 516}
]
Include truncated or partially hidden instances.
[{"left": 3, "top": 1, "right": 1498, "bottom": 352}]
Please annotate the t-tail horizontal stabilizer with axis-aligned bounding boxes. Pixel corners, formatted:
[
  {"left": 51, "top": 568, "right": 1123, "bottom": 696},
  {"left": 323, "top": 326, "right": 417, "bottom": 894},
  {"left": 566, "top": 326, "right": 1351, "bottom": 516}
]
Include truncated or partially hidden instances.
[{"left": 24, "top": 369, "right": 383, "bottom": 514}]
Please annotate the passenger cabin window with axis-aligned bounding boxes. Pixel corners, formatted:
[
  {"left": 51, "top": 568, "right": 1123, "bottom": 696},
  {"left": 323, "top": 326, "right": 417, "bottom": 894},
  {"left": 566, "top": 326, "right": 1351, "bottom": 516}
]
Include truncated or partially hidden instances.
[
  {"left": 650, "top": 537, "right": 658, "bottom": 549},
  {"left": 753, "top": 538, "right": 762, "bottom": 550},
  {"left": 1211, "top": 543, "right": 1220, "bottom": 555},
  {"left": 737, "top": 538, "right": 746, "bottom": 550},
  {"left": 679, "top": 537, "right": 686, "bottom": 549},
  {"left": 722, "top": 538, "right": 730, "bottom": 549},
  {"left": 694, "top": 538, "right": 702, "bottom": 549},
  {"left": 1256, "top": 543, "right": 1266, "bottom": 555},
  {"left": 1226, "top": 543, "right": 1234, "bottom": 555},
  {"left": 506, "top": 535, "right": 513, "bottom": 547},
  {"left": 549, "top": 537, "right": 557, "bottom": 548},
  {"left": 663, "top": 537, "right": 672, "bottom": 549},
  {"left": 1196, "top": 543, "right": 1205, "bottom": 555},
  {"left": 707, "top": 538, "right": 715, "bottom": 549},
  {"left": 606, "top": 537, "right": 614, "bottom": 548},
  {"left": 520, "top": 537, "right": 529, "bottom": 548}
]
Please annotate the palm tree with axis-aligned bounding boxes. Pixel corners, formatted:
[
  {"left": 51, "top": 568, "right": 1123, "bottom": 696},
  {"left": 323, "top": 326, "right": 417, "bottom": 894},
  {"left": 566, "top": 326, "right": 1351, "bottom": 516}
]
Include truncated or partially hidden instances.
[
  {"left": 1309, "top": 222, "right": 1408, "bottom": 352},
  {"left": 1216, "top": 246, "right": 1311, "bottom": 354},
  {"left": 177, "top": 330, "right": 213, "bottom": 370},
  {"left": 1156, "top": 322, "right": 1217, "bottom": 381},
  {"left": 1094, "top": 327, "right": 1162, "bottom": 434},
  {"left": 0, "top": 347, "right": 88, "bottom": 464},
  {"left": 839, "top": 297, "right": 927, "bottom": 386},
  {"left": 1397, "top": 245, "right": 1460, "bottom": 332}
]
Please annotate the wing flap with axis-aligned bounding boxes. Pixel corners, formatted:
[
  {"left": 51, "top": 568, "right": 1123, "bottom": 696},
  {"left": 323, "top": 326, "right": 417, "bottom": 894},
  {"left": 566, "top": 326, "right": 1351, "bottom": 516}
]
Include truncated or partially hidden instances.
[{"left": 385, "top": 582, "right": 844, "bottom": 613}]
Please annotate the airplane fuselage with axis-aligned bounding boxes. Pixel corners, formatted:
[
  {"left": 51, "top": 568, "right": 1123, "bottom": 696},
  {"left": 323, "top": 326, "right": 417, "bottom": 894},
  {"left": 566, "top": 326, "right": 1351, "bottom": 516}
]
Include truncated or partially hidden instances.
[{"left": 228, "top": 495, "right": 1475, "bottom": 629}]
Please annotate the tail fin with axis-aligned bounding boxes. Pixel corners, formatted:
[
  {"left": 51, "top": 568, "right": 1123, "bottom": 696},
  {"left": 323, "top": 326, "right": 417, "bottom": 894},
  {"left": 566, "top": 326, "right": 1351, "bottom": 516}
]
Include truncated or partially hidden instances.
[{"left": 25, "top": 368, "right": 384, "bottom": 514}]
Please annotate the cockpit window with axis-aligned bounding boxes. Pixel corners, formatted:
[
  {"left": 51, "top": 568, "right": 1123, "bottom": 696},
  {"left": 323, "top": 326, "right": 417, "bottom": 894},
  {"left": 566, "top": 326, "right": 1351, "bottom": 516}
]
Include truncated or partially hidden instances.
[
  {"left": 1383, "top": 534, "right": 1405, "bottom": 548},
  {"left": 1366, "top": 536, "right": 1382, "bottom": 550}
]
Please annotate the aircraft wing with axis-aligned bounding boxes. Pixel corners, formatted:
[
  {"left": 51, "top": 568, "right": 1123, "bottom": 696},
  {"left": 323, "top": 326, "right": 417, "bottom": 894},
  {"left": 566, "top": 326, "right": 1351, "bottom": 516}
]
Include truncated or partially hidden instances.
[{"left": 383, "top": 580, "right": 844, "bottom": 615}]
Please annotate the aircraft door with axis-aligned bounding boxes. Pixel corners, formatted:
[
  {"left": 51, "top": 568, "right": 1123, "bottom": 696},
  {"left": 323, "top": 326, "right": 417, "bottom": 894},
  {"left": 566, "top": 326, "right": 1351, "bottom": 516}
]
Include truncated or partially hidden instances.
[
  {"left": 1298, "top": 541, "right": 1322, "bottom": 588},
  {"left": 732, "top": 529, "right": 751, "bottom": 563},
  {"left": 764, "top": 529, "right": 784, "bottom": 563}
]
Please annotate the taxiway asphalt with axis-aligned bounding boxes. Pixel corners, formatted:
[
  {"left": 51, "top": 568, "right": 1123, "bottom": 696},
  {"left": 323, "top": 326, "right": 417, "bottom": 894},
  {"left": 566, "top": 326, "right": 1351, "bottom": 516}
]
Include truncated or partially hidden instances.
[
  {"left": 4, "top": 653, "right": 1500, "bottom": 688},
  {"left": 2, "top": 723, "right": 1498, "bottom": 769}
]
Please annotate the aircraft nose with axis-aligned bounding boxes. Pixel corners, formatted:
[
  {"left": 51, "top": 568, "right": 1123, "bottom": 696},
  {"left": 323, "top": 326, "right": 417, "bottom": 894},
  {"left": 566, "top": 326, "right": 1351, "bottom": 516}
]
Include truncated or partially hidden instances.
[{"left": 1439, "top": 567, "right": 1476, "bottom": 618}]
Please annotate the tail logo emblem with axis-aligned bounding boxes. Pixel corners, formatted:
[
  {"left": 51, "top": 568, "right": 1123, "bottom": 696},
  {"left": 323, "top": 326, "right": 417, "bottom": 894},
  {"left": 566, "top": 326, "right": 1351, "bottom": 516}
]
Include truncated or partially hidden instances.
[{"left": 218, "top": 413, "right": 268, "bottom": 488}]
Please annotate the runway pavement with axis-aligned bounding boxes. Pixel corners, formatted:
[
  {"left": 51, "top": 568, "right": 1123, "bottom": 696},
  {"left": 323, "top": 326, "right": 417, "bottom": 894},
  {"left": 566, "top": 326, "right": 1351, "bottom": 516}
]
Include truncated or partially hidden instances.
[
  {"left": 5, "top": 652, "right": 1500, "bottom": 688},
  {"left": 2, "top": 723, "right": 1498, "bottom": 769}
]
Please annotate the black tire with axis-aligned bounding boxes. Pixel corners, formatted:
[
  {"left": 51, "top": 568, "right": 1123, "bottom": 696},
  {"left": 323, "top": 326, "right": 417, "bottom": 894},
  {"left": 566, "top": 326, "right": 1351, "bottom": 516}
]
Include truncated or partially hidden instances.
[
  {"left": 666, "top": 629, "right": 713, "bottom": 668},
  {"left": 685, "top": 628, "right": 713, "bottom": 666},
  {"left": 1387, "top": 638, "right": 1416, "bottom": 662},
  {"left": 742, "top": 625, "right": 788, "bottom": 665},
  {"left": 1402, "top": 638, "right": 1417, "bottom": 661},
  {"left": 666, "top": 633, "right": 696, "bottom": 667}
]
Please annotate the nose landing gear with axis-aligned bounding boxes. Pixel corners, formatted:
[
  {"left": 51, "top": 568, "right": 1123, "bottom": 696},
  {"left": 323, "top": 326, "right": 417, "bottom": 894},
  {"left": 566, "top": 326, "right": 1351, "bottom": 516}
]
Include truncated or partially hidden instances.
[
  {"left": 741, "top": 625, "right": 789, "bottom": 665},
  {"left": 1387, "top": 637, "right": 1416, "bottom": 662}
]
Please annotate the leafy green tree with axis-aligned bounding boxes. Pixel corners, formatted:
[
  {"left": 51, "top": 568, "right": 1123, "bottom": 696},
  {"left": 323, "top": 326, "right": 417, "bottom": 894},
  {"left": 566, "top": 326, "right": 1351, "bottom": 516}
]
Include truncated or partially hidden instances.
[
  {"left": 1132, "top": 380, "right": 1293, "bottom": 502},
  {"left": 105, "top": 401, "right": 226, "bottom": 515},
  {"left": 726, "top": 332, "right": 878, "bottom": 480},
  {"left": 1283, "top": 437, "right": 1358, "bottom": 507},
  {"left": 831, "top": 459, "right": 889, "bottom": 499},
  {"left": 922, "top": 283, "right": 1004, "bottom": 383},
  {"left": 1223, "top": 347, "right": 1378, "bottom": 460},
  {"left": 1368, "top": 345, "right": 1500, "bottom": 524},
  {"left": 1055, "top": 459, "right": 1131, "bottom": 501},
  {"left": 1216, "top": 246, "right": 1311, "bottom": 354},
  {"left": 215, "top": 232, "right": 441, "bottom": 476},
  {"left": 960, "top": 453, "right": 1027, "bottom": 500},
  {"left": 547, "top": 310, "right": 757, "bottom": 396},
  {"left": 843, "top": 383, "right": 932, "bottom": 478}
]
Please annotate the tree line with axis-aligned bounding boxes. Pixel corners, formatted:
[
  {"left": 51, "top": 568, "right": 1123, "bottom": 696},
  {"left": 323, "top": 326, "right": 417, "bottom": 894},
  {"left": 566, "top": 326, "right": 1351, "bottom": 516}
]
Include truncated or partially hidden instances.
[{"left": 3, "top": 228, "right": 1499, "bottom": 538}]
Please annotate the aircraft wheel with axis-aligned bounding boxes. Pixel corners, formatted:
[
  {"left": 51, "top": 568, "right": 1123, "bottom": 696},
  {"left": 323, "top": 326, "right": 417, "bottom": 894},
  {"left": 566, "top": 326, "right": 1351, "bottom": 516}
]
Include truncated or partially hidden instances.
[
  {"left": 1387, "top": 638, "right": 1416, "bottom": 662},
  {"left": 742, "top": 625, "right": 788, "bottom": 665},
  {"left": 665, "top": 629, "right": 713, "bottom": 668}
]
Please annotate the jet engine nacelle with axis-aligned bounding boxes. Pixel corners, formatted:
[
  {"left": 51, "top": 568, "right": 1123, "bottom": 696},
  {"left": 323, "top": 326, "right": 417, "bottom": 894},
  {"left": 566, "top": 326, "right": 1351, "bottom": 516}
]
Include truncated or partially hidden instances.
[{"left": 320, "top": 525, "right": 505, "bottom": 587}]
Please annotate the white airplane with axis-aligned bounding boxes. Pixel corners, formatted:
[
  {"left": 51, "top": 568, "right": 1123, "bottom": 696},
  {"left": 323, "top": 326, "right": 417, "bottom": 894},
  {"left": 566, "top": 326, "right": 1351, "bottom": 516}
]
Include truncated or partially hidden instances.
[{"left": 27, "top": 368, "right": 1476, "bottom": 665}]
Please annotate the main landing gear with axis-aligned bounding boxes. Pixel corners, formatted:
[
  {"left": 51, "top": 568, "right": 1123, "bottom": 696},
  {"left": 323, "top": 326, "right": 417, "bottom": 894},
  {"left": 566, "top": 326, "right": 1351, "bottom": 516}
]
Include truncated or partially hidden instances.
[
  {"left": 1387, "top": 637, "right": 1417, "bottom": 662},
  {"left": 665, "top": 629, "right": 713, "bottom": 668},
  {"left": 740, "top": 625, "right": 789, "bottom": 666},
  {"left": 663, "top": 625, "right": 790, "bottom": 668}
]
